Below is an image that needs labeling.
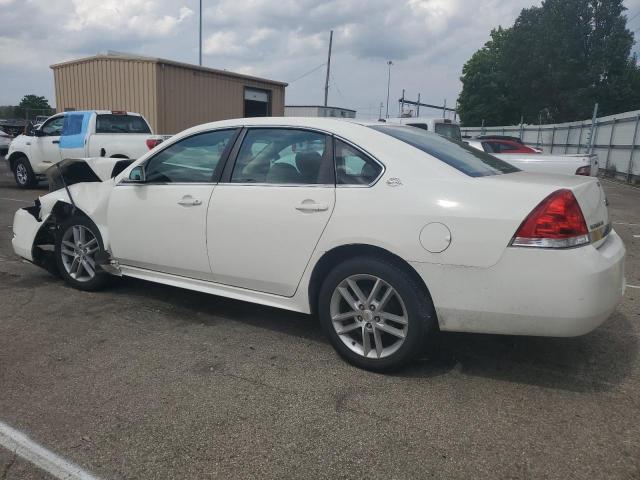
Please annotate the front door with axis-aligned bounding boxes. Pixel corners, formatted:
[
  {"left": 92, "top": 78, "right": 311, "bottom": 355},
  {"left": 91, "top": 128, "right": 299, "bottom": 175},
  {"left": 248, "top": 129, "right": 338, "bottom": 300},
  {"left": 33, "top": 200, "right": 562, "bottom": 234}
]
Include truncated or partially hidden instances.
[
  {"left": 108, "top": 129, "right": 238, "bottom": 279},
  {"left": 59, "top": 111, "right": 91, "bottom": 160},
  {"left": 207, "top": 127, "right": 335, "bottom": 296},
  {"left": 32, "top": 115, "right": 64, "bottom": 172}
]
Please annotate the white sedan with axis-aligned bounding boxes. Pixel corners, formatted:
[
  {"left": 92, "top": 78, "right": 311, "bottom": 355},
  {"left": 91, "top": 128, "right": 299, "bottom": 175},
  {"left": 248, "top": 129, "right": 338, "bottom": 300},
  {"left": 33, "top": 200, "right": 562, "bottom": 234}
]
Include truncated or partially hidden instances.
[{"left": 11, "top": 117, "right": 626, "bottom": 370}]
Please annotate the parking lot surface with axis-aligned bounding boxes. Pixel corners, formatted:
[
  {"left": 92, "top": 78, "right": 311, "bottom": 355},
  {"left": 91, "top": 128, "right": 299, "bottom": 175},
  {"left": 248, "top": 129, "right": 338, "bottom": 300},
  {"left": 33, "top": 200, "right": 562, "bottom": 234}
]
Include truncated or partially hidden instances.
[{"left": 0, "top": 159, "right": 639, "bottom": 479}]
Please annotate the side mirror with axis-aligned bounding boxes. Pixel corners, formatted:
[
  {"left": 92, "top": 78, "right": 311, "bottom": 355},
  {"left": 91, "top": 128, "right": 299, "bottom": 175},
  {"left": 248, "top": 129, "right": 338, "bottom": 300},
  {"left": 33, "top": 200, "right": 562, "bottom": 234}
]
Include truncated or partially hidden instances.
[
  {"left": 33, "top": 128, "right": 45, "bottom": 137},
  {"left": 128, "top": 165, "right": 146, "bottom": 182}
]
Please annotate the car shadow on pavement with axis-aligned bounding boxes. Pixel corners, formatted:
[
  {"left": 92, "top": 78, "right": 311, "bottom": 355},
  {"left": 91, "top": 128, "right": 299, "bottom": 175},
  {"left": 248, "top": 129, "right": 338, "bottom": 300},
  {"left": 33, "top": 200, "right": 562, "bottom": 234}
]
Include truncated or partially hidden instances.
[
  {"left": 400, "top": 313, "right": 638, "bottom": 393},
  {"left": 111, "top": 277, "right": 637, "bottom": 393}
]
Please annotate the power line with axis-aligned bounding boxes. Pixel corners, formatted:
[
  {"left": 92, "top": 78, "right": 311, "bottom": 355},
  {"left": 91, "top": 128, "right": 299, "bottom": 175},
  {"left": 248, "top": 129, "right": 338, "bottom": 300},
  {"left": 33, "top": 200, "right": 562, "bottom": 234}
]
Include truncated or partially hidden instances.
[{"left": 288, "top": 63, "right": 327, "bottom": 84}]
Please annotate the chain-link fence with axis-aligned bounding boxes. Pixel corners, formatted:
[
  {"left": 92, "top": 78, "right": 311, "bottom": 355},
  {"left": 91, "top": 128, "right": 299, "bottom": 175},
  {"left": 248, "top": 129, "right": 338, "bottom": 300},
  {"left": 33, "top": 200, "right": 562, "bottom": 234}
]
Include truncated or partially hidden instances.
[{"left": 461, "top": 109, "right": 640, "bottom": 184}]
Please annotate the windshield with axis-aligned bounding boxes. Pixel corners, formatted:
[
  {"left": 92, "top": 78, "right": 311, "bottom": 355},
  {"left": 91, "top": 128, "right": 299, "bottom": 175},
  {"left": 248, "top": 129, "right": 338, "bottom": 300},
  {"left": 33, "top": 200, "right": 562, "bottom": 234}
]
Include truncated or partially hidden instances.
[
  {"left": 433, "top": 122, "right": 462, "bottom": 141},
  {"left": 369, "top": 125, "right": 520, "bottom": 177},
  {"left": 96, "top": 114, "right": 151, "bottom": 134}
]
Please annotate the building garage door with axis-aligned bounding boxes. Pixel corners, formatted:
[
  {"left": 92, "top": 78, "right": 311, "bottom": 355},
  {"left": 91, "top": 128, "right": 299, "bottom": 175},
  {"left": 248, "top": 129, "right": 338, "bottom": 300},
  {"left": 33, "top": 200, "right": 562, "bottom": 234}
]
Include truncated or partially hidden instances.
[{"left": 244, "top": 88, "right": 271, "bottom": 117}]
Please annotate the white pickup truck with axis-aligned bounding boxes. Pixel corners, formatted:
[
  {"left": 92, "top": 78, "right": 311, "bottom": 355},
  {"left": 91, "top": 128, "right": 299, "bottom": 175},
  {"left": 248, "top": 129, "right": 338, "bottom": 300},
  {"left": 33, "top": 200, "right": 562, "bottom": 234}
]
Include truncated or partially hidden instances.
[
  {"left": 466, "top": 139, "right": 599, "bottom": 177},
  {"left": 6, "top": 110, "right": 166, "bottom": 188}
]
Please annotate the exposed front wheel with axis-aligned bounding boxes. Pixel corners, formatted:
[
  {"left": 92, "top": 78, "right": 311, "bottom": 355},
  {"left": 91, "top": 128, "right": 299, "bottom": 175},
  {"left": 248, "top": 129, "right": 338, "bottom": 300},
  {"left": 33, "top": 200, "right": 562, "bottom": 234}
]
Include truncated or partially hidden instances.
[
  {"left": 318, "top": 256, "right": 436, "bottom": 371},
  {"left": 13, "top": 156, "right": 37, "bottom": 188},
  {"left": 55, "top": 215, "right": 114, "bottom": 291}
]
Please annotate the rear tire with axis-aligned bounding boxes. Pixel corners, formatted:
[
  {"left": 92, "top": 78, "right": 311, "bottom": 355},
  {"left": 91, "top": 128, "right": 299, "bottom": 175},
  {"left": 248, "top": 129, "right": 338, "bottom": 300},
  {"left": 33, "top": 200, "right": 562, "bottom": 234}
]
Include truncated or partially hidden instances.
[
  {"left": 55, "top": 215, "right": 114, "bottom": 291},
  {"left": 13, "top": 156, "right": 37, "bottom": 188},
  {"left": 318, "top": 256, "right": 436, "bottom": 371}
]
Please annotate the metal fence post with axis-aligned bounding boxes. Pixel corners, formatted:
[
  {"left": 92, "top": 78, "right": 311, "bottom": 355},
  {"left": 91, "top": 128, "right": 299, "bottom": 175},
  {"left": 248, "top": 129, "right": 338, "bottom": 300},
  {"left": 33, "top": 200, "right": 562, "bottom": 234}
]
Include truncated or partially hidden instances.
[
  {"left": 550, "top": 126, "right": 556, "bottom": 153},
  {"left": 588, "top": 103, "right": 598, "bottom": 154},
  {"left": 605, "top": 119, "right": 617, "bottom": 172},
  {"left": 627, "top": 114, "right": 640, "bottom": 183},
  {"left": 564, "top": 125, "right": 571, "bottom": 153}
]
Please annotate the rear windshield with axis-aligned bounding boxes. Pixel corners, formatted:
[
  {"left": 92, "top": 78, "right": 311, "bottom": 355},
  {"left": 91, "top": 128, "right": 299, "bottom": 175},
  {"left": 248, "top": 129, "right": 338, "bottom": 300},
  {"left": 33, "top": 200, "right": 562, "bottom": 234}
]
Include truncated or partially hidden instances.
[
  {"left": 433, "top": 122, "right": 462, "bottom": 141},
  {"left": 369, "top": 125, "right": 520, "bottom": 177},
  {"left": 95, "top": 114, "right": 151, "bottom": 134}
]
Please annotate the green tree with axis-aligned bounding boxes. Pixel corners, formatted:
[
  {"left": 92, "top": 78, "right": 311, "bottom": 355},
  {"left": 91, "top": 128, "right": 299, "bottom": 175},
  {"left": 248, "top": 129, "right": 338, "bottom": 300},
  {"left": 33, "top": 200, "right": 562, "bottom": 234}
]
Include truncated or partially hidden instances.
[
  {"left": 16, "top": 94, "right": 53, "bottom": 120},
  {"left": 457, "top": 0, "right": 640, "bottom": 126}
]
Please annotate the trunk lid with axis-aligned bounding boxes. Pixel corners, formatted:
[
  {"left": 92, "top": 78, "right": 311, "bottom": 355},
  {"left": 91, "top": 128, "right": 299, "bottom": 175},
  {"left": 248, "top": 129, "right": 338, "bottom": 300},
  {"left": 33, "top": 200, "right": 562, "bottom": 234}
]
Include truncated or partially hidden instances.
[{"left": 490, "top": 172, "right": 610, "bottom": 247}]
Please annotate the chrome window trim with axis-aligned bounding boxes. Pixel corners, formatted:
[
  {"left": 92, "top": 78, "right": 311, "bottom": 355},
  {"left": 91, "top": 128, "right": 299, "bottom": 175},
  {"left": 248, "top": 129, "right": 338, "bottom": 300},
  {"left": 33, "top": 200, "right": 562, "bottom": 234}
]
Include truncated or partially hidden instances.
[{"left": 216, "top": 182, "right": 334, "bottom": 188}]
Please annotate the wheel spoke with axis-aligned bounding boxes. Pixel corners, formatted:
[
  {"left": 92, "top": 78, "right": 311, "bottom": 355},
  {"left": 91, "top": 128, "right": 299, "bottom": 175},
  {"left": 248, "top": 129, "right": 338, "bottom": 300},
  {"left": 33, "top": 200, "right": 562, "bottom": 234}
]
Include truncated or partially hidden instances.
[
  {"left": 82, "top": 259, "right": 95, "bottom": 277},
  {"left": 62, "top": 240, "right": 75, "bottom": 249},
  {"left": 72, "top": 226, "right": 80, "bottom": 244},
  {"left": 346, "top": 278, "right": 366, "bottom": 304},
  {"left": 338, "top": 286, "right": 358, "bottom": 311},
  {"left": 69, "top": 257, "right": 81, "bottom": 277},
  {"left": 377, "top": 322, "right": 406, "bottom": 339},
  {"left": 381, "top": 312, "right": 408, "bottom": 325},
  {"left": 373, "top": 327, "right": 383, "bottom": 358},
  {"left": 61, "top": 248, "right": 75, "bottom": 257},
  {"left": 332, "top": 311, "right": 357, "bottom": 322},
  {"left": 377, "top": 286, "right": 393, "bottom": 311},
  {"left": 366, "top": 278, "right": 382, "bottom": 305},
  {"left": 362, "top": 327, "right": 372, "bottom": 357},
  {"left": 84, "top": 238, "right": 97, "bottom": 249},
  {"left": 336, "top": 322, "right": 360, "bottom": 335},
  {"left": 78, "top": 227, "right": 86, "bottom": 244}
]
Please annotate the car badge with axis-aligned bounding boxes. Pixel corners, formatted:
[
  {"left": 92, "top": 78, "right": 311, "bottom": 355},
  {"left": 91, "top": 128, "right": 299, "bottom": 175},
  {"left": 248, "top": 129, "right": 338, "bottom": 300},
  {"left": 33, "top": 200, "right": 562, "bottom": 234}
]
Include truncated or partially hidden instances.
[{"left": 386, "top": 177, "right": 402, "bottom": 187}]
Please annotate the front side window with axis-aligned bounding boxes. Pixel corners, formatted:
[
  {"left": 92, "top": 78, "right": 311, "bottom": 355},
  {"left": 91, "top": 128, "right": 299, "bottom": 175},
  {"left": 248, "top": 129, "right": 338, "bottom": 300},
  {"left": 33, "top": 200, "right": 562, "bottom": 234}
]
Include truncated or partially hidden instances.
[
  {"left": 231, "top": 128, "right": 332, "bottom": 184},
  {"left": 145, "top": 129, "right": 236, "bottom": 183},
  {"left": 96, "top": 114, "right": 151, "bottom": 134},
  {"left": 41, "top": 116, "right": 64, "bottom": 136},
  {"left": 370, "top": 125, "right": 519, "bottom": 177},
  {"left": 335, "top": 139, "right": 382, "bottom": 185}
]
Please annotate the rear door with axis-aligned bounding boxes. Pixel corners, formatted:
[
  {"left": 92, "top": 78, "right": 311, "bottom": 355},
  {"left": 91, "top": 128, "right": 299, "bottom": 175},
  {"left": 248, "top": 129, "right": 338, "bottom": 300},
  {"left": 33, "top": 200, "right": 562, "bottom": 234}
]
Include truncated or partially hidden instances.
[{"left": 206, "top": 127, "right": 335, "bottom": 296}]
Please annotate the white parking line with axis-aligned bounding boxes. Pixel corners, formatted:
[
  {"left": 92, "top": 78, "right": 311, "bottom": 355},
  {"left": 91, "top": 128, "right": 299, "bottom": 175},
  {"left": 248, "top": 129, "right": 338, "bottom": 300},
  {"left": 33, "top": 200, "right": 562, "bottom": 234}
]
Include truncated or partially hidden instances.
[
  {"left": 0, "top": 421, "right": 100, "bottom": 480},
  {"left": 628, "top": 285, "right": 640, "bottom": 289},
  {"left": 613, "top": 222, "right": 640, "bottom": 227},
  {"left": 0, "top": 197, "right": 30, "bottom": 203}
]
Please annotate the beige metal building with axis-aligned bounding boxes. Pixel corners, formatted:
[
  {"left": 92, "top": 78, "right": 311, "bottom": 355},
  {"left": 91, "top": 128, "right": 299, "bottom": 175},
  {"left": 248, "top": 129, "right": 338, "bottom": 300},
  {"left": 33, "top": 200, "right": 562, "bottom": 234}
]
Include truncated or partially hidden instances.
[{"left": 51, "top": 52, "right": 287, "bottom": 134}]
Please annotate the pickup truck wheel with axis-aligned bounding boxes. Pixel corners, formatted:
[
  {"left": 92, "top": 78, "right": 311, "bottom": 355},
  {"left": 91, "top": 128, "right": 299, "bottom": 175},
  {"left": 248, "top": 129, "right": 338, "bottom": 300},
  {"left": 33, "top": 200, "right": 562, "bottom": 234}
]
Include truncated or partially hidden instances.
[
  {"left": 55, "top": 215, "right": 114, "bottom": 291},
  {"left": 13, "top": 156, "right": 37, "bottom": 188}
]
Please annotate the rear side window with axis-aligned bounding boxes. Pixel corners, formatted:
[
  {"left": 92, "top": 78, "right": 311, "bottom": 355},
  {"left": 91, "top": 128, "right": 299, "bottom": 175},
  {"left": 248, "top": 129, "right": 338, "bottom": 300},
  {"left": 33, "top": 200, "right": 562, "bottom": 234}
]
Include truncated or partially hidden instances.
[
  {"left": 96, "top": 114, "right": 151, "bottom": 134},
  {"left": 370, "top": 125, "right": 519, "bottom": 177},
  {"left": 335, "top": 139, "right": 382, "bottom": 185},
  {"left": 231, "top": 128, "right": 333, "bottom": 184}
]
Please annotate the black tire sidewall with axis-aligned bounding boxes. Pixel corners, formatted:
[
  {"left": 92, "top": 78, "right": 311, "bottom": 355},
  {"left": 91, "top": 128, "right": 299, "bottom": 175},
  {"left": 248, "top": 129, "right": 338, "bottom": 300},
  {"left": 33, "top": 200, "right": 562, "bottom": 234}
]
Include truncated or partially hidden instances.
[
  {"left": 14, "top": 157, "right": 36, "bottom": 188},
  {"left": 54, "top": 215, "right": 112, "bottom": 291},
  {"left": 318, "top": 256, "right": 435, "bottom": 371}
]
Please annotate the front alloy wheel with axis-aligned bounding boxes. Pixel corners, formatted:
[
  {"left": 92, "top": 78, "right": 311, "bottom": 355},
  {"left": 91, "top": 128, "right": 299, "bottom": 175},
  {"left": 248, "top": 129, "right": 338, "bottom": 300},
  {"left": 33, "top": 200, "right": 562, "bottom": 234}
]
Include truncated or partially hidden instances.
[
  {"left": 55, "top": 215, "right": 114, "bottom": 291},
  {"left": 60, "top": 224, "right": 99, "bottom": 282},
  {"left": 330, "top": 274, "right": 408, "bottom": 359}
]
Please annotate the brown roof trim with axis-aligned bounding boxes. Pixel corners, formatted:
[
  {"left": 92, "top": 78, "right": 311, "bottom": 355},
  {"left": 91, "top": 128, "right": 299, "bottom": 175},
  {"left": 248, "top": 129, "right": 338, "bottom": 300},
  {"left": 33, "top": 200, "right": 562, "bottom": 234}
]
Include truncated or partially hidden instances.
[
  {"left": 286, "top": 105, "right": 357, "bottom": 113},
  {"left": 50, "top": 53, "right": 288, "bottom": 87}
]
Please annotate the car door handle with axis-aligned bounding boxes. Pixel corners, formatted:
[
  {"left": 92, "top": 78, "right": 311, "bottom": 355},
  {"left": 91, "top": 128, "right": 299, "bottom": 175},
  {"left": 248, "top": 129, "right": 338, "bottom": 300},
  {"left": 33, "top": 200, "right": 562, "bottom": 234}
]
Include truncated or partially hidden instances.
[
  {"left": 177, "top": 196, "right": 202, "bottom": 206},
  {"left": 295, "top": 201, "right": 329, "bottom": 212},
  {"left": 52, "top": 140, "right": 60, "bottom": 144}
]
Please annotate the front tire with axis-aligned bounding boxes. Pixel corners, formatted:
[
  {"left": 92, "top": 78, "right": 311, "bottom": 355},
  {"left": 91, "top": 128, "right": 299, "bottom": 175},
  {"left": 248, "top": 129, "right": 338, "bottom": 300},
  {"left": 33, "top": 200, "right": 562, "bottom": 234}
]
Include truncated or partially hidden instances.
[
  {"left": 55, "top": 215, "right": 114, "bottom": 291},
  {"left": 318, "top": 256, "right": 437, "bottom": 371},
  {"left": 13, "top": 156, "right": 37, "bottom": 188}
]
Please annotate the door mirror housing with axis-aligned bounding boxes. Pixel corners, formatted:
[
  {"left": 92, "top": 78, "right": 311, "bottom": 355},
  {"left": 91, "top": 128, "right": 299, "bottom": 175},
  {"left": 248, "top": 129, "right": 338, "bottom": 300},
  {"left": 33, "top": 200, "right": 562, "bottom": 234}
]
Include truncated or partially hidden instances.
[
  {"left": 32, "top": 127, "right": 45, "bottom": 137},
  {"left": 128, "top": 166, "right": 146, "bottom": 183}
]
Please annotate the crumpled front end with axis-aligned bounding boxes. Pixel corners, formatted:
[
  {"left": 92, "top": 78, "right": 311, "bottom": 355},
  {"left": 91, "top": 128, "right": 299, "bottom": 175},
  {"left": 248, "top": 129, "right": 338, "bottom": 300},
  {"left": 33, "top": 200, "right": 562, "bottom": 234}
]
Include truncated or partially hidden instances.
[{"left": 12, "top": 204, "right": 49, "bottom": 262}]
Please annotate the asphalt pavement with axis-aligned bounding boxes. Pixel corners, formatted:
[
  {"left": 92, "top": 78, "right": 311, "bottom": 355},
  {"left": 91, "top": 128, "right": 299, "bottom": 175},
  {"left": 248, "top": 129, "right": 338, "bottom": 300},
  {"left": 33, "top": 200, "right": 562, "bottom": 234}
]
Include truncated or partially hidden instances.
[{"left": 0, "top": 159, "right": 639, "bottom": 479}]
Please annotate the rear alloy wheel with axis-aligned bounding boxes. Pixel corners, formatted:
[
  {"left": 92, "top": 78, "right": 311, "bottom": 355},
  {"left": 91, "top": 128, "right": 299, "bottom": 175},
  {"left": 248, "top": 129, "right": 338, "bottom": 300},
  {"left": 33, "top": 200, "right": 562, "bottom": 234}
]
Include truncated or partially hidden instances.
[
  {"left": 55, "top": 216, "right": 114, "bottom": 291},
  {"left": 13, "top": 157, "right": 37, "bottom": 188},
  {"left": 318, "top": 256, "right": 436, "bottom": 371}
]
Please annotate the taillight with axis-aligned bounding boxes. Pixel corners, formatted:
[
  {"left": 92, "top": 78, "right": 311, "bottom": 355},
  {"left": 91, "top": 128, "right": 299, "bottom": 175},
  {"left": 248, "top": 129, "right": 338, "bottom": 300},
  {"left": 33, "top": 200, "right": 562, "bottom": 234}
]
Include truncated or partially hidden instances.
[
  {"left": 575, "top": 165, "right": 590, "bottom": 176},
  {"left": 511, "top": 189, "right": 589, "bottom": 248},
  {"left": 146, "top": 138, "right": 163, "bottom": 150}
]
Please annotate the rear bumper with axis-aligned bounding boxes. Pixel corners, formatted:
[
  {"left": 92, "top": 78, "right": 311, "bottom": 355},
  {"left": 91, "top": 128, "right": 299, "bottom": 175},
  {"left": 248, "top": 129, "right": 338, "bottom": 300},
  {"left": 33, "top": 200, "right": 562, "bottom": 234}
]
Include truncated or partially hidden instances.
[{"left": 411, "top": 230, "right": 626, "bottom": 337}]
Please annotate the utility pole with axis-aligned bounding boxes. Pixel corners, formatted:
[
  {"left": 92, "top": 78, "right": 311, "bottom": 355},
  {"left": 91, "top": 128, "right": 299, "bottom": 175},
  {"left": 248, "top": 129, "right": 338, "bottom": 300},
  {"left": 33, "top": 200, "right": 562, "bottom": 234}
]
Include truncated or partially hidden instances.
[
  {"left": 379, "top": 102, "right": 383, "bottom": 120},
  {"left": 198, "top": 0, "right": 203, "bottom": 66},
  {"left": 416, "top": 93, "right": 421, "bottom": 117},
  {"left": 385, "top": 60, "right": 393, "bottom": 118},
  {"left": 324, "top": 30, "right": 333, "bottom": 107}
]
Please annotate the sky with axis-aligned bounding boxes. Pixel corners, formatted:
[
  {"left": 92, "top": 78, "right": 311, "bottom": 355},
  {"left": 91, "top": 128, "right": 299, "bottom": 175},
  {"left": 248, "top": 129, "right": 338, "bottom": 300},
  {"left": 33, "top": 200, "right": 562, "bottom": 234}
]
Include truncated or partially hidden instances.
[{"left": 1, "top": 0, "right": 639, "bottom": 119}]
